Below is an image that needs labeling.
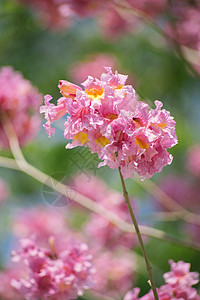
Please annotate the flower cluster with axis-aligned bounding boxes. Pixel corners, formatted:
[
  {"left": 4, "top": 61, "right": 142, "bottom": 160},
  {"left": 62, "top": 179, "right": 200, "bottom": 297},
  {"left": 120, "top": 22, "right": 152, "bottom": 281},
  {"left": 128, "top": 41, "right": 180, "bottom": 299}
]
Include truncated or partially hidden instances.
[
  {"left": 83, "top": 187, "right": 138, "bottom": 249},
  {"left": 0, "top": 269, "right": 24, "bottom": 300},
  {"left": 167, "top": 2, "right": 200, "bottom": 51},
  {"left": 41, "top": 67, "right": 177, "bottom": 180},
  {"left": 0, "top": 67, "right": 42, "bottom": 149},
  {"left": 93, "top": 250, "right": 135, "bottom": 298},
  {"left": 124, "top": 260, "right": 200, "bottom": 300},
  {"left": 9, "top": 198, "right": 136, "bottom": 298},
  {"left": 69, "top": 173, "right": 139, "bottom": 249},
  {"left": 11, "top": 237, "right": 95, "bottom": 300},
  {"left": 18, "top": 0, "right": 106, "bottom": 29},
  {"left": 69, "top": 173, "right": 138, "bottom": 296},
  {"left": 155, "top": 175, "right": 200, "bottom": 210},
  {"left": 18, "top": 0, "right": 167, "bottom": 37}
]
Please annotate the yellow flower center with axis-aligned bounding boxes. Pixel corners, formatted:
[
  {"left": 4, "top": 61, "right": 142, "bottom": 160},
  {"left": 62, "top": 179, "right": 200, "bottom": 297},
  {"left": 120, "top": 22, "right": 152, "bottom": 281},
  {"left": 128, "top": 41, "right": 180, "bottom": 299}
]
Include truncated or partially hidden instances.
[
  {"left": 135, "top": 138, "right": 149, "bottom": 149},
  {"left": 74, "top": 132, "right": 89, "bottom": 144},
  {"left": 95, "top": 136, "right": 110, "bottom": 147},
  {"left": 86, "top": 87, "right": 104, "bottom": 100},
  {"left": 157, "top": 122, "right": 167, "bottom": 129},
  {"left": 150, "top": 122, "right": 167, "bottom": 133},
  {"left": 105, "top": 113, "right": 118, "bottom": 121},
  {"left": 114, "top": 84, "right": 123, "bottom": 89}
]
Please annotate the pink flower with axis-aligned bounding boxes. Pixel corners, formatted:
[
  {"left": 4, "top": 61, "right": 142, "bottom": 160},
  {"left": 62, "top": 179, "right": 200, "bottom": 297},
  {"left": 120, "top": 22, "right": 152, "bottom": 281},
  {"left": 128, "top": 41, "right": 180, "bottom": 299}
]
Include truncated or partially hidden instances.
[
  {"left": 186, "top": 144, "right": 200, "bottom": 178},
  {"left": 84, "top": 190, "right": 138, "bottom": 250},
  {"left": 0, "top": 67, "right": 42, "bottom": 149},
  {"left": 93, "top": 250, "right": 135, "bottom": 298},
  {"left": 18, "top": 0, "right": 105, "bottom": 29},
  {"left": 124, "top": 288, "right": 141, "bottom": 300},
  {"left": 19, "top": 0, "right": 73, "bottom": 29},
  {"left": 166, "top": 3, "right": 200, "bottom": 51},
  {"left": 70, "top": 54, "right": 118, "bottom": 84},
  {"left": 155, "top": 175, "right": 200, "bottom": 210},
  {"left": 40, "top": 67, "right": 177, "bottom": 180},
  {"left": 70, "top": 173, "right": 108, "bottom": 203},
  {"left": 0, "top": 268, "right": 24, "bottom": 300},
  {"left": 12, "top": 206, "right": 75, "bottom": 250},
  {"left": 11, "top": 237, "right": 95, "bottom": 300},
  {"left": 98, "top": 7, "right": 138, "bottom": 39},
  {"left": 40, "top": 81, "right": 81, "bottom": 137},
  {"left": 123, "top": 260, "right": 200, "bottom": 300},
  {"left": 164, "top": 260, "right": 199, "bottom": 287},
  {"left": 139, "top": 284, "right": 200, "bottom": 300}
]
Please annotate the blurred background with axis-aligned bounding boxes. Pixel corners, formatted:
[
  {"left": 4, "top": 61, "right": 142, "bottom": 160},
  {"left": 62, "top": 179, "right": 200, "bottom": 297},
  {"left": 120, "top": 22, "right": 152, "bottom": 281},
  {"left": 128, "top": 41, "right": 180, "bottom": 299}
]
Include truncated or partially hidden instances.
[{"left": 0, "top": 0, "right": 200, "bottom": 299}]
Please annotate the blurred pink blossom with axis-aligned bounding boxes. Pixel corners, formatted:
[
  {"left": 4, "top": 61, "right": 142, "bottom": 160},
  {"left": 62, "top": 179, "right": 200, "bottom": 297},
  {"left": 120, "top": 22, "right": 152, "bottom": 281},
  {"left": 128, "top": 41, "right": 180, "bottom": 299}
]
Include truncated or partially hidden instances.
[
  {"left": 156, "top": 175, "right": 200, "bottom": 210},
  {"left": 12, "top": 207, "right": 74, "bottom": 250},
  {"left": 11, "top": 237, "right": 95, "bottom": 300},
  {"left": 19, "top": 0, "right": 72, "bottom": 29},
  {"left": 128, "top": 0, "right": 167, "bottom": 18},
  {"left": 71, "top": 173, "right": 108, "bottom": 203},
  {"left": 84, "top": 190, "right": 138, "bottom": 250},
  {"left": 167, "top": 3, "right": 200, "bottom": 51},
  {"left": 186, "top": 144, "right": 200, "bottom": 178},
  {"left": 0, "top": 268, "right": 24, "bottom": 300},
  {"left": 98, "top": 7, "right": 138, "bottom": 39},
  {"left": 0, "top": 67, "right": 42, "bottom": 149},
  {"left": 41, "top": 67, "right": 177, "bottom": 180},
  {"left": 93, "top": 250, "right": 135, "bottom": 298},
  {"left": 19, "top": 0, "right": 106, "bottom": 29},
  {"left": 70, "top": 54, "right": 118, "bottom": 84}
]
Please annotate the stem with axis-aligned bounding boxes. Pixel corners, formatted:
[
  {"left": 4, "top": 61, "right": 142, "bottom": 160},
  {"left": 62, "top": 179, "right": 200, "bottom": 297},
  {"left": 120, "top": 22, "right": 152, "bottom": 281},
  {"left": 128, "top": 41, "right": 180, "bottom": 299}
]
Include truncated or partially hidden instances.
[{"left": 118, "top": 167, "right": 159, "bottom": 300}]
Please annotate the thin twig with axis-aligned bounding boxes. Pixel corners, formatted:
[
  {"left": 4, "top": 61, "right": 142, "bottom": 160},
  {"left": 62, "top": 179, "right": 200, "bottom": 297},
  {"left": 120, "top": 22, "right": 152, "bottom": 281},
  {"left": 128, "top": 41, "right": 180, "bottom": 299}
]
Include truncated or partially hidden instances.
[{"left": 118, "top": 167, "right": 159, "bottom": 300}]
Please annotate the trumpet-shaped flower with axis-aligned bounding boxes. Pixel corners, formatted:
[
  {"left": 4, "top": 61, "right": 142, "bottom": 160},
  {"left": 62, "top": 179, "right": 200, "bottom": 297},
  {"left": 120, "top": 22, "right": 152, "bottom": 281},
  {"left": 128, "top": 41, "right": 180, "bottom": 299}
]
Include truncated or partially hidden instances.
[
  {"left": 40, "top": 67, "right": 177, "bottom": 180},
  {"left": 123, "top": 260, "right": 200, "bottom": 300}
]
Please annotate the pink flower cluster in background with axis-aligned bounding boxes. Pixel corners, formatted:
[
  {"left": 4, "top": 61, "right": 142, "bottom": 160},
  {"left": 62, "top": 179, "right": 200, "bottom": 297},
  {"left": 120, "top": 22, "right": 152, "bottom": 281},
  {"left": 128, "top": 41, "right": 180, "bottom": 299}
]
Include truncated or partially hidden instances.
[
  {"left": 8, "top": 194, "right": 137, "bottom": 298},
  {"left": 19, "top": 0, "right": 106, "bottom": 29},
  {"left": 0, "top": 67, "right": 42, "bottom": 149},
  {"left": 0, "top": 268, "right": 24, "bottom": 300},
  {"left": 11, "top": 237, "right": 95, "bottom": 300},
  {"left": 93, "top": 250, "right": 135, "bottom": 298},
  {"left": 70, "top": 54, "right": 118, "bottom": 84},
  {"left": 79, "top": 174, "right": 139, "bottom": 249},
  {"left": 17, "top": 0, "right": 167, "bottom": 37},
  {"left": 124, "top": 260, "right": 200, "bottom": 300},
  {"left": 70, "top": 173, "right": 138, "bottom": 296},
  {"left": 70, "top": 54, "right": 136, "bottom": 86},
  {"left": 70, "top": 173, "right": 140, "bottom": 249},
  {"left": 12, "top": 207, "right": 77, "bottom": 250},
  {"left": 167, "top": 2, "right": 200, "bottom": 51},
  {"left": 186, "top": 144, "right": 200, "bottom": 178},
  {"left": 155, "top": 175, "right": 200, "bottom": 210},
  {"left": 40, "top": 67, "right": 177, "bottom": 180}
]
